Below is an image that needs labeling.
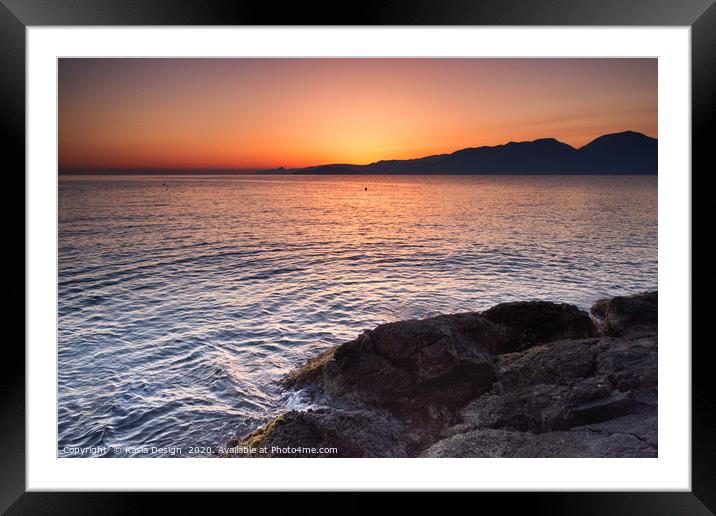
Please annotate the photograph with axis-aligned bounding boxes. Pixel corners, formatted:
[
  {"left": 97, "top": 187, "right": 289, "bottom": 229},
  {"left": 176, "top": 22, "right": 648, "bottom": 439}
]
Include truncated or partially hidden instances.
[{"left": 57, "top": 57, "right": 659, "bottom": 459}]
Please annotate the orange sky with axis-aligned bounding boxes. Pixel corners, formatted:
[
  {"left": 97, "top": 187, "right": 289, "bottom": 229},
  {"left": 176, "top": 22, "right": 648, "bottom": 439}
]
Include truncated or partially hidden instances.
[{"left": 58, "top": 58, "right": 657, "bottom": 170}]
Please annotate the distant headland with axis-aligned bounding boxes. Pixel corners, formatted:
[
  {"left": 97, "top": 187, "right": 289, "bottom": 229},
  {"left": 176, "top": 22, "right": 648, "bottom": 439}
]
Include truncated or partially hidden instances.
[
  {"left": 58, "top": 130, "right": 657, "bottom": 176},
  {"left": 259, "top": 131, "right": 657, "bottom": 176}
]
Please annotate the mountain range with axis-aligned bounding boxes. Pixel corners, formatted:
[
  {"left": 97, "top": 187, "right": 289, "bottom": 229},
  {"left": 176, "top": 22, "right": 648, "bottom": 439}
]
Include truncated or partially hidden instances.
[{"left": 259, "top": 131, "right": 657, "bottom": 175}]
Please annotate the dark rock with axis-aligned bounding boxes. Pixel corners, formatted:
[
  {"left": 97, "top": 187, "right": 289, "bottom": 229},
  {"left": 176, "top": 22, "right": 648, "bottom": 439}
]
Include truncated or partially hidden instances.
[
  {"left": 284, "top": 302, "right": 598, "bottom": 418},
  {"left": 288, "top": 313, "right": 500, "bottom": 417},
  {"left": 459, "top": 376, "right": 628, "bottom": 433},
  {"left": 514, "top": 429, "right": 656, "bottom": 457},
  {"left": 421, "top": 428, "right": 528, "bottom": 458},
  {"left": 460, "top": 383, "right": 577, "bottom": 432},
  {"left": 228, "top": 292, "right": 657, "bottom": 458},
  {"left": 569, "top": 390, "right": 633, "bottom": 425},
  {"left": 595, "top": 335, "right": 657, "bottom": 392},
  {"left": 228, "top": 408, "right": 408, "bottom": 458},
  {"left": 482, "top": 301, "right": 597, "bottom": 353},
  {"left": 591, "top": 291, "right": 657, "bottom": 336},
  {"left": 493, "top": 338, "right": 599, "bottom": 392},
  {"left": 459, "top": 333, "right": 655, "bottom": 435},
  {"left": 422, "top": 427, "right": 656, "bottom": 458},
  {"left": 283, "top": 346, "right": 338, "bottom": 389},
  {"left": 572, "top": 407, "right": 658, "bottom": 449}
]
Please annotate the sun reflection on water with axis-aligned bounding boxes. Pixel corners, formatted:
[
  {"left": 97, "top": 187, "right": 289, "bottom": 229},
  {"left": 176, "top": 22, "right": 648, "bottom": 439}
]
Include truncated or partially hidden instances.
[{"left": 58, "top": 174, "right": 657, "bottom": 456}]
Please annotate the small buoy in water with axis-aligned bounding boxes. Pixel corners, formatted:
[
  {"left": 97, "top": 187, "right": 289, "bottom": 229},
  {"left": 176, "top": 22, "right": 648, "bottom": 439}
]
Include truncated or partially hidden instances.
[
  {"left": 162, "top": 183, "right": 166, "bottom": 186},
  {"left": 365, "top": 187, "right": 368, "bottom": 191}
]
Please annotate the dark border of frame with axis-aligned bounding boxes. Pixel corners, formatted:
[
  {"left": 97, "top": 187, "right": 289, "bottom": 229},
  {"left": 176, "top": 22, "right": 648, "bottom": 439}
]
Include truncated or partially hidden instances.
[{"left": 3, "top": 0, "right": 713, "bottom": 513}]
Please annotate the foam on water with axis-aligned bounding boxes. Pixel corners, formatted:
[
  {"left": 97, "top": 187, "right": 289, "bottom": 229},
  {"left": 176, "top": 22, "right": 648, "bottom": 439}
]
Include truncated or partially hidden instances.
[{"left": 58, "top": 174, "right": 657, "bottom": 456}]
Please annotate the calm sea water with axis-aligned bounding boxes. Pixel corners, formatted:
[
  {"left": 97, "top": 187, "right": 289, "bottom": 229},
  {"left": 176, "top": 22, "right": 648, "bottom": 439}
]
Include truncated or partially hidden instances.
[{"left": 58, "top": 175, "right": 657, "bottom": 456}]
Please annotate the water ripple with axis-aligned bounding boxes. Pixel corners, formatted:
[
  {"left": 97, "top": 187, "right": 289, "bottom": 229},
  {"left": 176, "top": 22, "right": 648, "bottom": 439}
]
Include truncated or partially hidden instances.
[{"left": 58, "top": 175, "right": 657, "bottom": 457}]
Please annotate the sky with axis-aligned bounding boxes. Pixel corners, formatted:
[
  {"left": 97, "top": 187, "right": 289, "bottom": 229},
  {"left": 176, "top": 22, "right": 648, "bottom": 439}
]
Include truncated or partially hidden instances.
[{"left": 58, "top": 58, "right": 657, "bottom": 171}]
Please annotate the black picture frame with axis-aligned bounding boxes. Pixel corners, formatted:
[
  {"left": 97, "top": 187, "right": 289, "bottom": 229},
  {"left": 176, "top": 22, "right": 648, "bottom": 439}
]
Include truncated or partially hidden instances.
[{"left": 4, "top": 0, "right": 713, "bottom": 512}]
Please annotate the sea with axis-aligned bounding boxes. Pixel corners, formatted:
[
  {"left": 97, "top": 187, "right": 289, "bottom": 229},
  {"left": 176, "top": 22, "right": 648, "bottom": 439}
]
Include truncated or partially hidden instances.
[{"left": 57, "top": 174, "right": 657, "bottom": 457}]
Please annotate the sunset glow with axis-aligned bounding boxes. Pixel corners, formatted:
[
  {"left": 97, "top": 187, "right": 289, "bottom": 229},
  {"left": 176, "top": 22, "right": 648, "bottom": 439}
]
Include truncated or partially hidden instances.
[{"left": 58, "top": 58, "right": 657, "bottom": 171}]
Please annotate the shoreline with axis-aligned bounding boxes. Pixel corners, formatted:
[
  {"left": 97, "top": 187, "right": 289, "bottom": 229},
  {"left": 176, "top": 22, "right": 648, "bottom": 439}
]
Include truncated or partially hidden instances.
[{"left": 225, "top": 291, "right": 657, "bottom": 458}]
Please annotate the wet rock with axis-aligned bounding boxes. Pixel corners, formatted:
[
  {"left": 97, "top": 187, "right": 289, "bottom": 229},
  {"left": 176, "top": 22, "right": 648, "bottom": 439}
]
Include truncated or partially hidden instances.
[
  {"left": 591, "top": 291, "right": 657, "bottom": 336},
  {"left": 284, "top": 302, "right": 597, "bottom": 417},
  {"left": 228, "top": 408, "right": 408, "bottom": 458},
  {"left": 283, "top": 345, "right": 338, "bottom": 389},
  {"left": 287, "top": 313, "right": 500, "bottom": 417},
  {"left": 228, "top": 292, "right": 657, "bottom": 458}
]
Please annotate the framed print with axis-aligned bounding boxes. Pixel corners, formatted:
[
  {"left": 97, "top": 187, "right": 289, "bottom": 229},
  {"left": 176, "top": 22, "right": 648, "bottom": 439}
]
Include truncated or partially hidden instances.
[{"left": 6, "top": 0, "right": 714, "bottom": 512}]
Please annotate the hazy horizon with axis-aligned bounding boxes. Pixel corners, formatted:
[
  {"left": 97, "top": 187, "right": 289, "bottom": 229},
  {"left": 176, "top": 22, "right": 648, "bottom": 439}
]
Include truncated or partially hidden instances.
[{"left": 58, "top": 129, "right": 657, "bottom": 175}]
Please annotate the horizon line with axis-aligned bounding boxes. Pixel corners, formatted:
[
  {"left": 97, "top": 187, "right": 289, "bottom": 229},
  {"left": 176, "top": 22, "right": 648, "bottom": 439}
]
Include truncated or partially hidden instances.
[{"left": 58, "top": 129, "right": 658, "bottom": 174}]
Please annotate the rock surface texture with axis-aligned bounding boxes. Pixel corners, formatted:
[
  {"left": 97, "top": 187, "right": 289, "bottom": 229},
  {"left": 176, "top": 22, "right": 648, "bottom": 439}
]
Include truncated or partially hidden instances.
[{"left": 226, "top": 292, "right": 657, "bottom": 458}]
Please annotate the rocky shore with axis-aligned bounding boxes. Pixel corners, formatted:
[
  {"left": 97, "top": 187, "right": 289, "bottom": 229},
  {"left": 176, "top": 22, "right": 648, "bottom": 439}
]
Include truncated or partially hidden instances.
[{"left": 226, "top": 291, "right": 657, "bottom": 458}]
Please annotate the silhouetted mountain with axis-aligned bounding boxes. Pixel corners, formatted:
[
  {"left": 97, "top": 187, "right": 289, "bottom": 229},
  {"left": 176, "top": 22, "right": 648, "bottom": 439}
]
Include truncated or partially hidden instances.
[
  {"left": 259, "top": 131, "right": 657, "bottom": 175},
  {"left": 433, "top": 138, "right": 580, "bottom": 173},
  {"left": 578, "top": 131, "right": 657, "bottom": 173}
]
